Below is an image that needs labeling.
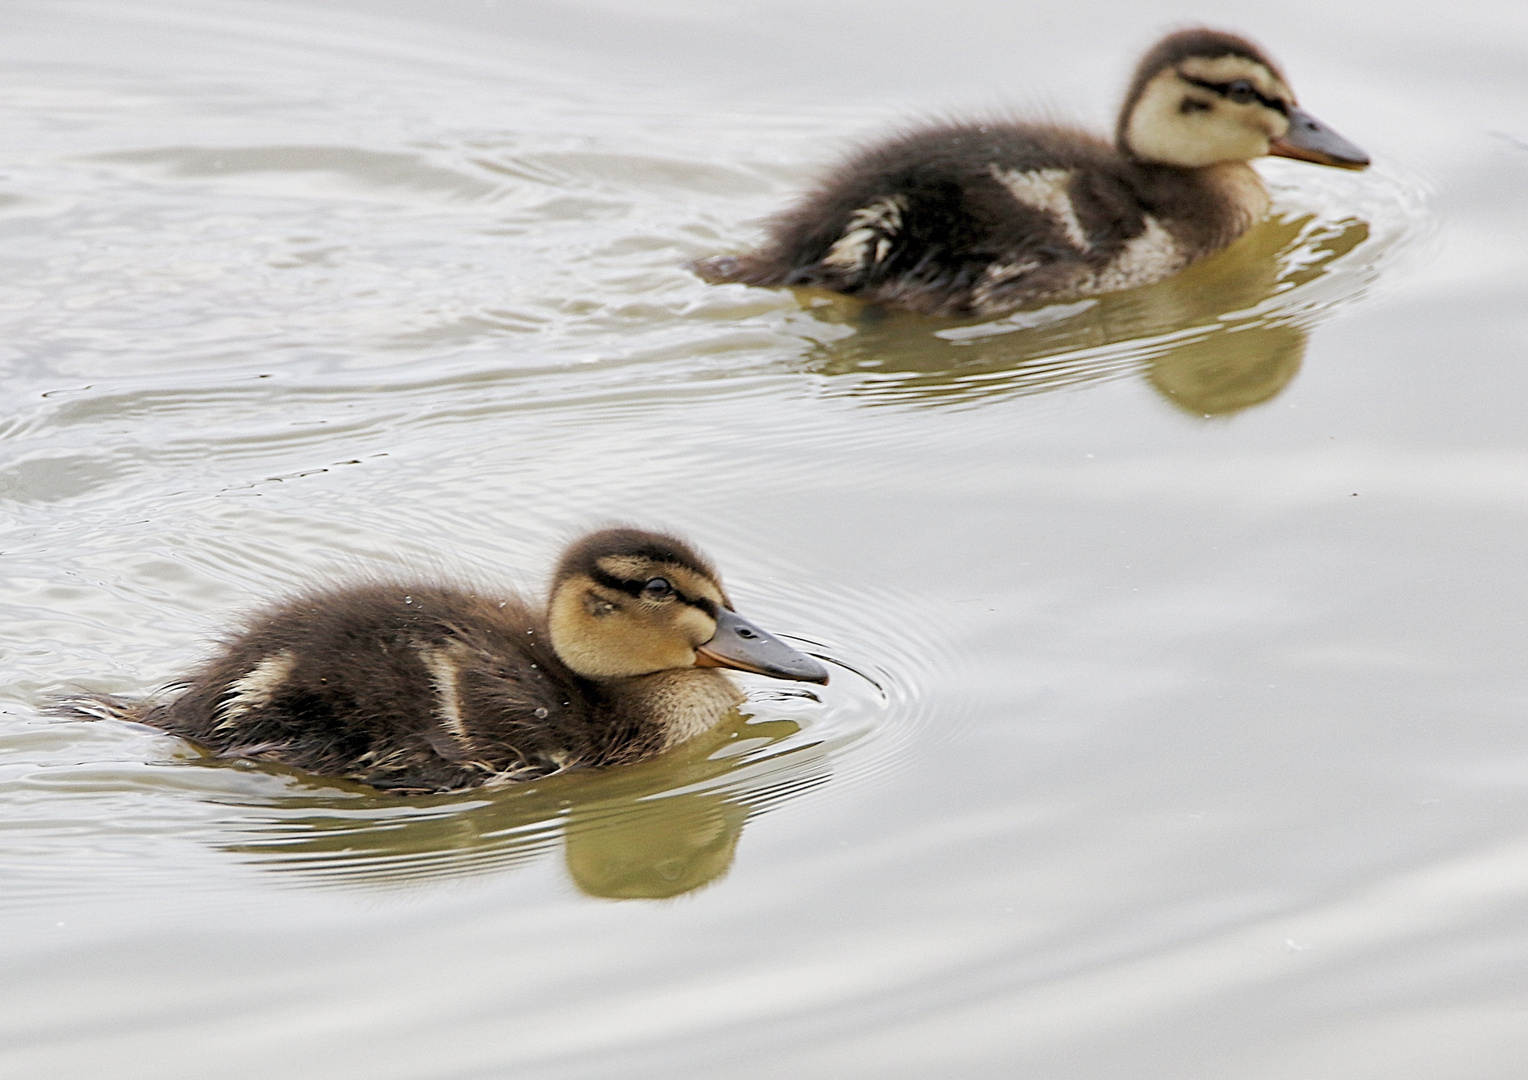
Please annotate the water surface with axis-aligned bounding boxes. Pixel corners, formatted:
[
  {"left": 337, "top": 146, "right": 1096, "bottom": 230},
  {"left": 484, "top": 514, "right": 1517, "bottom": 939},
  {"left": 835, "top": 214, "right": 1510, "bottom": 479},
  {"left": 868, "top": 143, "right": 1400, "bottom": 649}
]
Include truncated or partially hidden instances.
[{"left": 2, "top": 1, "right": 1527, "bottom": 1077}]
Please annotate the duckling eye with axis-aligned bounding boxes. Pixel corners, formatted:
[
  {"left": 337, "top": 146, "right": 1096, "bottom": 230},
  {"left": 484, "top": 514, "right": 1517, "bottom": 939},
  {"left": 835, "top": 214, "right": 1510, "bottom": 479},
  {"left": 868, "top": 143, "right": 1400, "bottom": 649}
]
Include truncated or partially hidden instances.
[
  {"left": 642, "top": 577, "right": 673, "bottom": 599},
  {"left": 1226, "top": 79, "right": 1257, "bottom": 104}
]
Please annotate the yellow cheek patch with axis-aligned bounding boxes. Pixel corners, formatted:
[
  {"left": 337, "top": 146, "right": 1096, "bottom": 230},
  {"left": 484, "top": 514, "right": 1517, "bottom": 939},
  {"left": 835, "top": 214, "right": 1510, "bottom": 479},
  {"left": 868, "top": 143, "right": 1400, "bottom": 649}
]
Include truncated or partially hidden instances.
[
  {"left": 673, "top": 605, "right": 719, "bottom": 647},
  {"left": 549, "top": 574, "right": 705, "bottom": 678}
]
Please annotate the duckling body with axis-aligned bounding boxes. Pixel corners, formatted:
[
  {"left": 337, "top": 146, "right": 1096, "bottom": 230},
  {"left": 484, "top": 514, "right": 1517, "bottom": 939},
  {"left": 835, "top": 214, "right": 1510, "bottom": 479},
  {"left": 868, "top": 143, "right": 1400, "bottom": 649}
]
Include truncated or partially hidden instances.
[
  {"left": 75, "top": 529, "right": 828, "bottom": 793},
  {"left": 696, "top": 29, "right": 1368, "bottom": 317},
  {"left": 143, "top": 583, "right": 735, "bottom": 791}
]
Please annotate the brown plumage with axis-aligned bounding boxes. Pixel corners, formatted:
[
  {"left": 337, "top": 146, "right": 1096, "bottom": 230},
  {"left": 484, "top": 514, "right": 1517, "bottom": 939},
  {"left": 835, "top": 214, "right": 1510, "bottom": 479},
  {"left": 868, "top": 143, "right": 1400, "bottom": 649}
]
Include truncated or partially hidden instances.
[
  {"left": 695, "top": 28, "right": 1368, "bottom": 317},
  {"left": 64, "top": 529, "right": 829, "bottom": 793}
]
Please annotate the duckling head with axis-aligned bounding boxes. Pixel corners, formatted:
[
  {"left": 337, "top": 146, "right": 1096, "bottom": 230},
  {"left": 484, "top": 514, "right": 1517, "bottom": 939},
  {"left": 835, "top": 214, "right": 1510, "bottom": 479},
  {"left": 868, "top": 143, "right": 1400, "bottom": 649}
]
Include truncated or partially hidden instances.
[
  {"left": 547, "top": 528, "right": 829, "bottom": 685},
  {"left": 1118, "top": 28, "right": 1368, "bottom": 171}
]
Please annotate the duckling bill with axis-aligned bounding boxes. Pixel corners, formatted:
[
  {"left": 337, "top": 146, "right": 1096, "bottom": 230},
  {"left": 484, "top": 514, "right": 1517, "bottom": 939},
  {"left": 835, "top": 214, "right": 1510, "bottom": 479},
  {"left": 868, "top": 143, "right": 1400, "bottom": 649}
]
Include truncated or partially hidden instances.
[
  {"left": 695, "top": 28, "right": 1369, "bottom": 317},
  {"left": 70, "top": 529, "right": 828, "bottom": 793}
]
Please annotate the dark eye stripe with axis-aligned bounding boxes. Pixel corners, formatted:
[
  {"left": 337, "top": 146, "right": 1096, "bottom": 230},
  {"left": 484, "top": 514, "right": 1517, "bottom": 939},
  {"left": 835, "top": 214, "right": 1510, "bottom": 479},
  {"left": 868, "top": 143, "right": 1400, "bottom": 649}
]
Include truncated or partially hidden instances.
[
  {"left": 588, "top": 567, "right": 646, "bottom": 598},
  {"left": 1180, "top": 74, "right": 1287, "bottom": 114},
  {"left": 587, "top": 567, "right": 717, "bottom": 615}
]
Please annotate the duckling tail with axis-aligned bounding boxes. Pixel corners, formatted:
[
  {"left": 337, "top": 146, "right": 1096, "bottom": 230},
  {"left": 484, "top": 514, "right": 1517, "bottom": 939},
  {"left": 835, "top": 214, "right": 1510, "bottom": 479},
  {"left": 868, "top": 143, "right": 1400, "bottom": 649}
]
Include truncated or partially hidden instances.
[
  {"left": 49, "top": 693, "right": 150, "bottom": 724},
  {"left": 690, "top": 252, "right": 789, "bottom": 286}
]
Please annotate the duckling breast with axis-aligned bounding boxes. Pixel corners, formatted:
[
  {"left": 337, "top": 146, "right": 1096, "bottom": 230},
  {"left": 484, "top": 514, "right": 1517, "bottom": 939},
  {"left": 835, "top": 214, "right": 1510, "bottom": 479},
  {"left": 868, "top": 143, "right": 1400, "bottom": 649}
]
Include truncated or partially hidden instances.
[
  {"left": 968, "top": 161, "right": 1199, "bottom": 310},
  {"left": 596, "top": 668, "right": 745, "bottom": 763}
]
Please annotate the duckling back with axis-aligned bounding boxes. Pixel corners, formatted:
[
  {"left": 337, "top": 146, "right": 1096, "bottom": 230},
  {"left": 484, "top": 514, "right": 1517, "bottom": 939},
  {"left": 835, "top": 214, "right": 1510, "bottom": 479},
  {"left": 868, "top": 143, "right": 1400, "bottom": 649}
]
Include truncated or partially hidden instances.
[{"left": 142, "top": 585, "right": 625, "bottom": 791}]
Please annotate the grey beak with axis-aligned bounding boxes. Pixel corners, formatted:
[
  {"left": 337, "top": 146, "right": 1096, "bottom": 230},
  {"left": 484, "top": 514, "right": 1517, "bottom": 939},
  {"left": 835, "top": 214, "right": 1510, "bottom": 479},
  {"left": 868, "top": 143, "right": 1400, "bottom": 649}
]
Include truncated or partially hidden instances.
[
  {"left": 1269, "top": 107, "right": 1370, "bottom": 170},
  {"left": 694, "top": 608, "right": 830, "bottom": 685}
]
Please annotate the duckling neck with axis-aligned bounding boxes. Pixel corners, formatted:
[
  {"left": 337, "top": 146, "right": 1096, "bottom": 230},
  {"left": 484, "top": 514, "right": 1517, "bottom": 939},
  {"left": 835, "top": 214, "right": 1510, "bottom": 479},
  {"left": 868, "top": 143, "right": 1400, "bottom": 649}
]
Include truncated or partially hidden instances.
[
  {"left": 1127, "top": 159, "right": 1270, "bottom": 251},
  {"left": 1197, "top": 160, "right": 1271, "bottom": 233},
  {"left": 598, "top": 668, "right": 745, "bottom": 758}
]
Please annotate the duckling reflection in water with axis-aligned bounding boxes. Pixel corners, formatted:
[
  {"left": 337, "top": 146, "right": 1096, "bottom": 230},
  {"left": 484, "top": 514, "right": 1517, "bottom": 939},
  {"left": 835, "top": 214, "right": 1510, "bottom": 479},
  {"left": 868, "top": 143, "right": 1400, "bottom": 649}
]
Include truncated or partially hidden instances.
[
  {"left": 67, "top": 529, "right": 829, "bottom": 793},
  {"left": 697, "top": 28, "right": 1368, "bottom": 315},
  {"left": 562, "top": 792, "right": 747, "bottom": 900},
  {"left": 226, "top": 711, "right": 828, "bottom": 899},
  {"left": 805, "top": 213, "right": 1371, "bottom": 415}
]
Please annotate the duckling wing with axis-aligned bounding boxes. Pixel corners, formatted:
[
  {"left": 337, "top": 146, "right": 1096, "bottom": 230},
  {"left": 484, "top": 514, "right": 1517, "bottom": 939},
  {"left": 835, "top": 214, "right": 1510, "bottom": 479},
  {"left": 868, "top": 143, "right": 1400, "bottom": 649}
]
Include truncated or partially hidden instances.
[{"left": 141, "top": 586, "right": 595, "bottom": 792}]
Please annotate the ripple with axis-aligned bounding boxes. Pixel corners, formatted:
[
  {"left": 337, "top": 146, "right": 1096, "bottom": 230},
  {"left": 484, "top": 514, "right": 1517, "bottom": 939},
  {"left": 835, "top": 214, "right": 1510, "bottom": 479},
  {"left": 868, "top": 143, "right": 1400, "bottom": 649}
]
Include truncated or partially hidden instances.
[
  {"left": 86, "top": 145, "right": 504, "bottom": 205},
  {"left": 0, "top": 0, "right": 1413, "bottom": 913},
  {"left": 0, "top": 647, "right": 876, "bottom": 901}
]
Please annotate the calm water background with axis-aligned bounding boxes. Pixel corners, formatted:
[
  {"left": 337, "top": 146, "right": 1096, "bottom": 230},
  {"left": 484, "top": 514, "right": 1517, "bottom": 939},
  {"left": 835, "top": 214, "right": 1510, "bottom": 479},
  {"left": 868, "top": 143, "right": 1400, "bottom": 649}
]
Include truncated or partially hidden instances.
[{"left": 2, "top": 0, "right": 1526, "bottom": 1076}]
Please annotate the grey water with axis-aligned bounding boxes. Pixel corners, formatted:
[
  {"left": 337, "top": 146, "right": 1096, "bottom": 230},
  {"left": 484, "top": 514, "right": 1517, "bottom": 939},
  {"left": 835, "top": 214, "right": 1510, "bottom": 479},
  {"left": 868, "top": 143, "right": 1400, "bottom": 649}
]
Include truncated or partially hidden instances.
[{"left": 2, "top": 0, "right": 1526, "bottom": 1077}]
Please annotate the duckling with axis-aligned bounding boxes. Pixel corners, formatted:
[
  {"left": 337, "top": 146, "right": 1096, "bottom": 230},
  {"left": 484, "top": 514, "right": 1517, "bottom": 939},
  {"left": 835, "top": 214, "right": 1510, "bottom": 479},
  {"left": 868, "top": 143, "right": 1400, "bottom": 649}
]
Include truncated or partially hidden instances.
[
  {"left": 694, "top": 28, "right": 1369, "bottom": 317},
  {"left": 68, "top": 528, "right": 828, "bottom": 793}
]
